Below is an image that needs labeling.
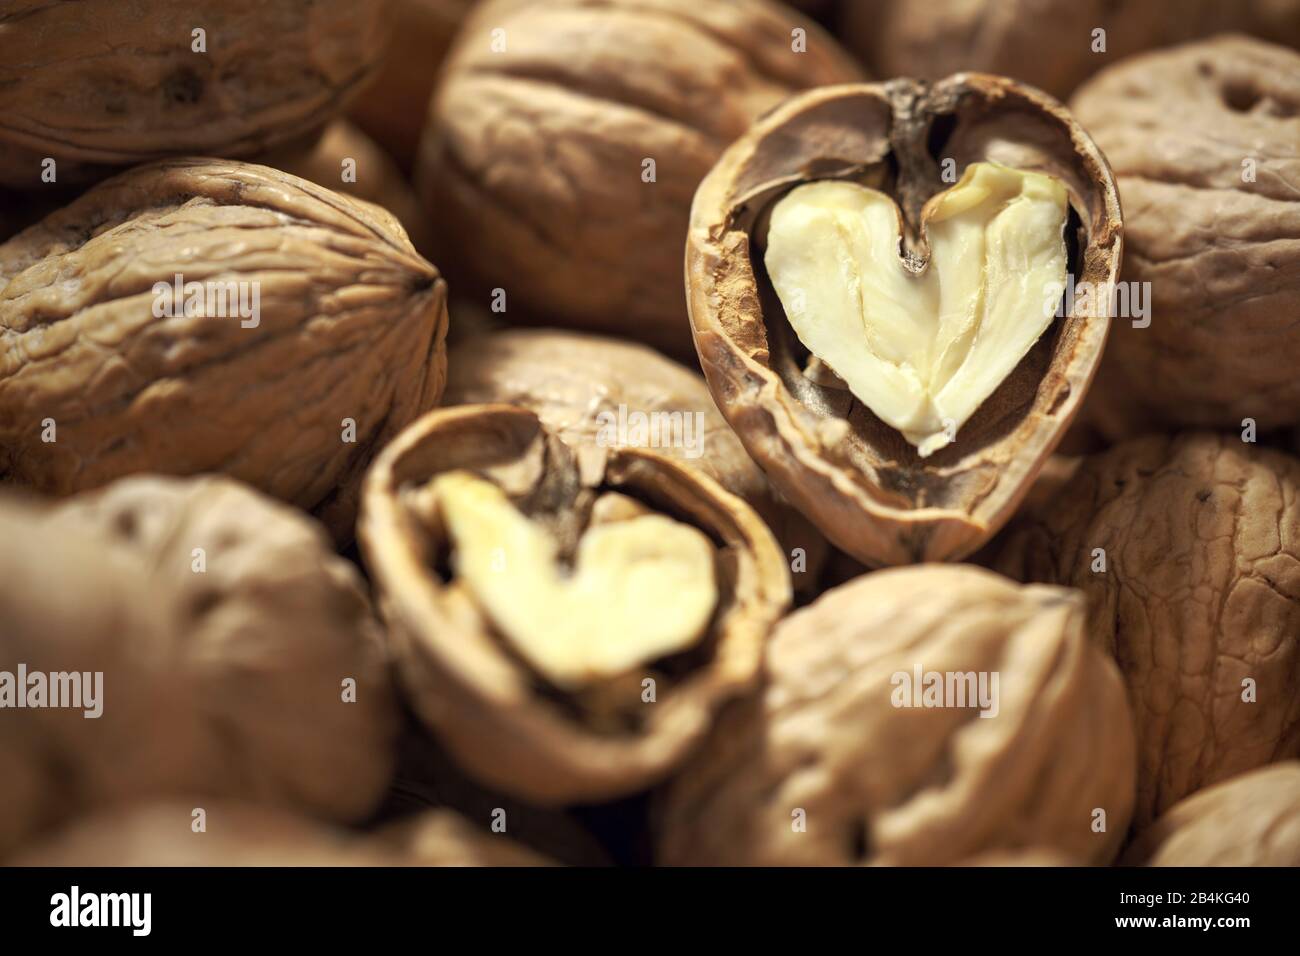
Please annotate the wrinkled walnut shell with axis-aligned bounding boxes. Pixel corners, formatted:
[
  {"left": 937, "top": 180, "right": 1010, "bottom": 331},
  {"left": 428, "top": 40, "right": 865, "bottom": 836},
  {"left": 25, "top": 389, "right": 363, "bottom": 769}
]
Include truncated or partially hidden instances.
[
  {"left": 443, "top": 328, "right": 828, "bottom": 590},
  {"left": 0, "top": 0, "right": 387, "bottom": 187},
  {"left": 0, "top": 476, "right": 397, "bottom": 857},
  {"left": 657, "top": 565, "right": 1136, "bottom": 866},
  {"left": 0, "top": 158, "right": 448, "bottom": 541},
  {"left": 1121, "top": 763, "right": 1300, "bottom": 867},
  {"left": 359, "top": 404, "right": 791, "bottom": 804},
  {"left": 416, "top": 0, "right": 862, "bottom": 356},
  {"left": 995, "top": 432, "right": 1300, "bottom": 829},
  {"left": 1071, "top": 35, "right": 1300, "bottom": 435},
  {"left": 686, "top": 77, "right": 1122, "bottom": 567}
]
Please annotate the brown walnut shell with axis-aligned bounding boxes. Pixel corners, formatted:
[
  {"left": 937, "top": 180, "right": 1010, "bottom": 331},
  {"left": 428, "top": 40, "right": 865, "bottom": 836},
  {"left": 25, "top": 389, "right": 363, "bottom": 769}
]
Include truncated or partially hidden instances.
[
  {"left": 359, "top": 404, "right": 791, "bottom": 804},
  {"left": 0, "top": 476, "right": 397, "bottom": 857},
  {"left": 443, "top": 327, "right": 829, "bottom": 591},
  {"left": 7, "top": 801, "right": 549, "bottom": 867},
  {"left": 994, "top": 432, "right": 1300, "bottom": 828},
  {"left": 656, "top": 565, "right": 1136, "bottom": 866},
  {"left": 415, "top": 0, "right": 862, "bottom": 356},
  {"left": 1071, "top": 35, "right": 1300, "bottom": 436},
  {"left": 0, "top": 158, "right": 448, "bottom": 542},
  {"left": 1121, "top": 763, "right": 1300, "bottom": 867},
  {"left": 0, "top": 0, "right": 388, "bottom": 188},
  {"left": 686, "top": 77, "right": 1122, "bottom": 567},
  {"left": 840, "top": 1, "right": 1300, "bottom": 102}
]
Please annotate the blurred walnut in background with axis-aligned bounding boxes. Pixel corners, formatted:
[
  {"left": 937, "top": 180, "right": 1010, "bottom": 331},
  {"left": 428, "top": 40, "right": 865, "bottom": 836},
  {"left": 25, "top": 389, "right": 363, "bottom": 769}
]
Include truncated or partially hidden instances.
[
  {"left": 839, "top": 0, "right": 1300, "bottom": 100},
  {"left": 416, "top": 0, "right": 861, "bottom": 356}
]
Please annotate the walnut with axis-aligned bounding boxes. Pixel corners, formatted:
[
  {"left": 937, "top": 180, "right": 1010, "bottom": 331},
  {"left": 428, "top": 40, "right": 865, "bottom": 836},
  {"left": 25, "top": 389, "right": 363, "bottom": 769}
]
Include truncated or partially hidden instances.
[
  {"left": 994, "top": 432, "right": 1300, "bottom": 828},
  {"left": 686, "top": 78, "right": 1122, "bottom": 567},
  {"left": 1071, "top": 36, "right": 1300, "bottom": 436},
  {"left": 0, "top": 158, "right": 448, "bottom": 541},
  {"left": 349, "top": 0, "right": 480, "bottom": 169},
  {"left": 0, "top": 0, "right": 388, "bottom": 187},
  {"left": 656, "top": 566, "right": 1136, "bottom": 865},
  {"left": 359, "top": 404, "right": 791, "bottom": 804},
  {"left": 443, "top": 328, "right": 829, "bottom": 589},
  {"left": 1121, "top": 763, "right": 1300, "bottom": 867},
  {"left": 415, "top": 0, "right": 862, "bottom": 356},
  {"left": 0, "top": 476, "right": 397, "bottom": 857},
  {"left": 7, "top": 801, "right": 549, "bottom": 866},
  {"left": 275, "top": 120, "right": 436, "bottom": 257},
  {"left": 840, "top": 1, "right": 1300, "bottom": 101}
]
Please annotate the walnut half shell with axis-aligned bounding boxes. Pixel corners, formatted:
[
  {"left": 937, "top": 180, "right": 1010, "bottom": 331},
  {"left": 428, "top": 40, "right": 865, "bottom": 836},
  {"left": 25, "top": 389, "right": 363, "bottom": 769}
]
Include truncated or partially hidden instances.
[
  {"left": 359, "top": 404, "right": 791, "bottom": 804},
  {"left": 686, "top": 77, "right": 1122, "bottom": 567}
]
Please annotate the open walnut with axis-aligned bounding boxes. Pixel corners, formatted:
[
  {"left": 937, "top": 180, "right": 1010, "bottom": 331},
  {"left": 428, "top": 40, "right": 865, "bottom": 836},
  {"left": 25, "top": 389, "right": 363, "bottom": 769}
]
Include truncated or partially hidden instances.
[
  {"left": 1121, "top": 763, "right": 1300, "bottom": 867},
  {"left": 1071, "top": 35, "right": 1300, "bottom": 436},
  {"left": 443, "top": 328, "right": 828, "bottom": 590},
  {"left": 995, "top": 432, "right": 1300, "bottom": 828},
  {"left": 687, "top": 78, "right": 1122, "bottom": 567},
  {"left": 415, "top": 0, "right": 862, "bottom": 356},
  {"left": 359, "top": 404, "right": 791, "bottom": 804},
  {"left": 656, "top": 565, "right": 1136, "bottom": 866},
  {"left": 0, "top": 0, "right": 388, "bottom": 187},
  {"left": 0, "top": 158, "right": 447, "bottom": 542},
  {"left": 0, "top": 477, "right": 397, "bottom": 857}
]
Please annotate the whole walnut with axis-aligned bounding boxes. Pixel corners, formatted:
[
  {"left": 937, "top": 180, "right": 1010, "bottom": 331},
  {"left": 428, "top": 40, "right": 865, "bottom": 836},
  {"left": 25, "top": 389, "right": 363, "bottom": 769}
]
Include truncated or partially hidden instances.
[
  {"left": 0, "top": 0, "right": 389, "bottom": 187},
  {"left": 0, "top": 476, "right": 398, "bottom": 857},
  {"left": 443, "top": 328, "right": 828, "bottom": 589},
  {"left": 1121, "top": 763, "right": 1300, "bottom": 867},
  {"left": 657, "top": 566, "right": 1136, "bottom": 866},
  {"left": 995, "top": 433, "right": 1300, "bottom": 828},
  {"left": 841, "top": 1, "right": 1300, "bottom": 101},
  {"left": 7, "top": 801, "right": 548, "bottom": 866},
  {"left": 415, "top": 0, "right": 862, "bottom": 355},
  {"left": 1071, "top": 36, "right": 1300, "bottom": 435},
  {"left": 0, "top": 158, "right": 448, "bottom": 541}
]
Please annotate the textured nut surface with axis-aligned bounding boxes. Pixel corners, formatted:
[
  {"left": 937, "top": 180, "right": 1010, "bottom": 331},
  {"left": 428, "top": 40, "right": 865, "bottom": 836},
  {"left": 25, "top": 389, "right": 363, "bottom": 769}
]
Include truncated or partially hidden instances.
[
  {"left": 359, "top": 404, "right": 791, "bottom": 804},
  {"left": 995, "top": 432, "right": 1300, "bottom": 828},
  {"left": 841, "top": 0, "right": 1300, "bottom": 101},
  {"left": 1121, "top": 763, "right": 1300, "bottom": 867},
  {"left": 416, "top": 0, "right": 861, "bottom": 355},
  {"left": 1072, "top": 36, "right": 1300, "bottom": 435},
  {"left": 443, "top": 328, "right": 829, "bottom": 589},
  {"left": 276, "top": 120, "right": 435, "bottom": 256},
  {"left": 0, "top": 158, "right": 448, "bottom": 541},
  {"left": 7, "top": 801, "right": 547, "bottom": 866},
  {"left": 0, "top": 0, "right": 388, "bottom": 187},
  {"left": 0, "top": 476, "right": 397, "bottom": 856},
  {"left": 657, "top": 566, "right": 1136, "bottom": 866},
  {"left": 687, "top": 78, "right": 1122, "bottom": 567}
]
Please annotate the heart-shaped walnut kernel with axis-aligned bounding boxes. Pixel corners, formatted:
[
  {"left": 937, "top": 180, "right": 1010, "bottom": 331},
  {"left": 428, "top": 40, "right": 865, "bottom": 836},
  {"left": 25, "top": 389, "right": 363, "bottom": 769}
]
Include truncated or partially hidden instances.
[
  {"left": 767, "top": 162, "right": 1069, "bottom": 456},
  {"left": 433, "top": 470, "right": 717, "bottom": 687},
  {"left": 686, "top": 77, "right": 1123, "bottom": 567}
]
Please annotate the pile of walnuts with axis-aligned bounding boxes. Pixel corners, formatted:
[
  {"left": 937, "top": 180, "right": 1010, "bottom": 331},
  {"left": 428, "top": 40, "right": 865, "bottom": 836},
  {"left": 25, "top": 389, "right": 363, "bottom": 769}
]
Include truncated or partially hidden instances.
[{"left": 1, "top": 0, "right": 1298, "bottom": 869}]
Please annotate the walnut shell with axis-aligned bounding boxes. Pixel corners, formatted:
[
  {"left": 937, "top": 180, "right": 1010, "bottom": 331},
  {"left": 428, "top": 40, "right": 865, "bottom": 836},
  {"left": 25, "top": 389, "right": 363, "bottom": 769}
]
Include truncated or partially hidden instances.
[
  {"left": 275, "top": 120, "right": 436, "bottom": 257},
  {"left": 686, "top": 78, "right": 1122, "bottom": 567},
  {"left": 1071, "top": 35, "right": 1300, "bottom": 436},
  {"left": 994, "top": 432, "right": 1300, "bottom": 828},
  {"left": 840, "top": 1, "right": 1300, "bottom": 101},
  {"left": 0, "top": 158, "right": 448, "bottom": 541},
  {"left": 415, "top": 0, "right": 862, "bottom": 356},
  {"left": 359, "top": 404, "right": 791, "bottom": 804},
  {"left": 1121, "top": 763, "right": 1300, "bottom": 867},
  {"left": 7, "top": 801, "right": 548, "bottom": 866},
  {"left": 0, "top": 476, "right": 397, "bottom": 857},
  {"left": 443, "top": 328, "right": 828, "bottom": 590},
  {"left": 348, "top": 0, "right": 479, "bottom": 169},
  {"left": 656, "top": 565, "right": 1136, "bottom": 866},
  {"left": 0, "top": 0, "right": 388, "bottom": 188}
]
